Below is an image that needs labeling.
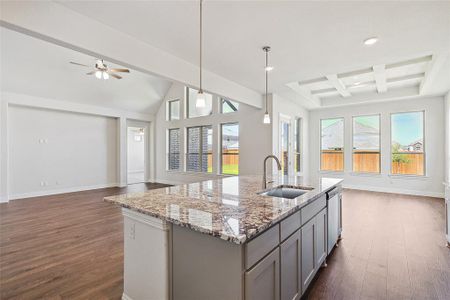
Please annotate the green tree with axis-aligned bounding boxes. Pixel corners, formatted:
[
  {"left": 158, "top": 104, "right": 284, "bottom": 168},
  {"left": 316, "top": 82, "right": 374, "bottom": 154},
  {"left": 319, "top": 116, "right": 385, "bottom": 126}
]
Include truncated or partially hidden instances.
[{"left": 392, "top": 143, "right": 410, "bottom": 163}]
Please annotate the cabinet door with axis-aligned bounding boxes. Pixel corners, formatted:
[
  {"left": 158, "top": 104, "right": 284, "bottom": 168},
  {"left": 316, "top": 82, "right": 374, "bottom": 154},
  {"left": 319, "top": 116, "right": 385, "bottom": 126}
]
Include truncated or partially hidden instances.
[
  {"left": 245, "top": 248, "right": 280, "bottom": 300},
  {"left": 280, "top": 230, "right": 301, "bottom": 300},
  {"left": 315, "top": 208, "right": 327, "bottom": 267},
  {"left": 301, "top": 218, "right": 315, "bottom": 292}
]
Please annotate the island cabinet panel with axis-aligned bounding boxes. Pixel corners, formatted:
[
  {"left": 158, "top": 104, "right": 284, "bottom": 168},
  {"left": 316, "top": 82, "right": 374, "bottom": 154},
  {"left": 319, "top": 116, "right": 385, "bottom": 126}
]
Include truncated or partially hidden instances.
[
  {"left": 301, "top": 217, "right": 316, "bottom": 292},
  {"left": 327, "top": 194, "right": 340, "bottom": 254},
  {"left": 172, "top": 225, "right": 244, "bottom": 300},
  {"left": 280, "top": 230, "right": 302, "bottom": 300},
  {"left": 301, "top": 195, "right": 326, "bottom": 226},
  {"left": 280, "top": 211, "right": 301, "bottom": 242},
  {"left": 245, "top": 248, "right": 280, "bottom": 300},
  {"left": 315, "top": 208, "right": 327, "bottom": 267},
  {"left": 245, "top": 224, "right": 280, "bottom": 269}
]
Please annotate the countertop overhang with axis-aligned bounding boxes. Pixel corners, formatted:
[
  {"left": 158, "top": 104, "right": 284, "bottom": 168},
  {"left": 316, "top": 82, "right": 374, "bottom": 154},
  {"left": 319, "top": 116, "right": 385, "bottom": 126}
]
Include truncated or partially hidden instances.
[{"left": 104, "top": 175, "right": 343, "bottom": 244}]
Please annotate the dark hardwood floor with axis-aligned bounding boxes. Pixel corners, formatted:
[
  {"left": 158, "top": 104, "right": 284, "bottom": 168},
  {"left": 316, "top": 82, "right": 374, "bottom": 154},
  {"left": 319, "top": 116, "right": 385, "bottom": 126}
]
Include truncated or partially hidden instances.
[
  {"left": 0, "top": 183, "right": 169, "bottom": 300},
  {"left": 1, "top": 187, "right": 448, "bottom": 299}
]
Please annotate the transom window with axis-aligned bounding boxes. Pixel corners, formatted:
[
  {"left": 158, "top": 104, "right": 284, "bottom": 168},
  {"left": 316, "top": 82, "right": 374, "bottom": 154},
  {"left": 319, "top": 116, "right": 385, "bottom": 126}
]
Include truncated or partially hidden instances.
[
  {"left": 221, "top": 98, "right": 239, "bottom": 113},
  {"left": 186, "top": 126, "right": 213, "bottom": 173},
  {"left": 321, "top": 118, "right": 344, "bottom": 172},
  {"left": 391, "top": 111, "right": 425, "bottom": 175},
  {"left": 168, "top": 99, "right": 180, "bottom": 121},
  {"left": 353, "top": 115, "right": 380, "bottom": 173}
]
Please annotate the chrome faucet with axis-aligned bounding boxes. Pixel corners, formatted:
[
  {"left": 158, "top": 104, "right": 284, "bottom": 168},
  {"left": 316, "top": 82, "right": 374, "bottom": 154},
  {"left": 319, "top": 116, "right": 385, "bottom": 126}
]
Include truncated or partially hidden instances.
[{"left": 263, "top": 155, "right": 282, "bottom": 189}]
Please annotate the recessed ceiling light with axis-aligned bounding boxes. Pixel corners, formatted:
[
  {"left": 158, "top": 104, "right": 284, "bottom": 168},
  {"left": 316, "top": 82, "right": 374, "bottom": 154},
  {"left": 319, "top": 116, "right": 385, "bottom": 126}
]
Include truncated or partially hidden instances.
[
  {"left": 265, "top": 66, "right": 274, "bottom": 72},
  {"left": 364, "top": 37, "right": 378, "bottom": 46},
  {"left": 353, "top": 81, "right": 361, "bottom": 86}
]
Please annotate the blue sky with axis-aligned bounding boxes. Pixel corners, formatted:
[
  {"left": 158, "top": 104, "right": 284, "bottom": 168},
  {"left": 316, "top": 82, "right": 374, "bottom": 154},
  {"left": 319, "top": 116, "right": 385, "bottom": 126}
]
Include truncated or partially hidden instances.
[{"left": 391, "top": 112, "right": 423, "bottom": 146}]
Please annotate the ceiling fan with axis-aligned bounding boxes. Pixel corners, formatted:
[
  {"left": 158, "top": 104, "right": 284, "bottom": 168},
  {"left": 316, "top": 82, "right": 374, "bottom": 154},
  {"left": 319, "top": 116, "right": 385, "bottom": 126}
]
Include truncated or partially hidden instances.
[{"left": 70, "top": 59, "right": 130, "bottom": 80}]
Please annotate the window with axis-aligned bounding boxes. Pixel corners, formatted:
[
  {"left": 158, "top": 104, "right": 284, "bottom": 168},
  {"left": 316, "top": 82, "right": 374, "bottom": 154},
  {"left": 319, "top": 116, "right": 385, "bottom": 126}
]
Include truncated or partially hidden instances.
[
  {"left": 186, "top": 126, "right": 212, "bottom": 172},
  {"left": 391, "top": 111, "right": 424, "bottom": 175},
  {"left": 294, "top": 118, "right": 301, "bottom": 173},
  {"left": 221, "top": 98, "right": 239, "bottom": 113},
  {"left": 321, "top": 118, "right": 344, "bottom": 171},
  {"left": 187, "top": 87, "right": 213, "bottom": 118},
  {"left": 353, "top": 115, "right": 380, "bottom": 173},
  {"left": 280, "top": 119, "right": 290, "bottom": 175},
  {"left": 168, "top": 128, "right": 180, "bottom": 170},
  {"left": 221, "top": 123, "right": 239, "bottom": 175},
  {"left": 168, "top": 100, "right": 180, "bottom": 121}
]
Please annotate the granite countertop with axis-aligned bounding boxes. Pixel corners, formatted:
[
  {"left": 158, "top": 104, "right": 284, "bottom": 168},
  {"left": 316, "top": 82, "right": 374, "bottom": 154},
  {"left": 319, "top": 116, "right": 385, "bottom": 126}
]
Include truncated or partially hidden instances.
[{"left": 104, "top": 175, "right": 343, "bottom": 244}]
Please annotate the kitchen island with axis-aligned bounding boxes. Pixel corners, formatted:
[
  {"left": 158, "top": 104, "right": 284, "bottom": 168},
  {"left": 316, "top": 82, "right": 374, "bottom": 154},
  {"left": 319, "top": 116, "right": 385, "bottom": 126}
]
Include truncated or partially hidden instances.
[{"left": 105, "top": 175, "right": 343, "bottom": 300}]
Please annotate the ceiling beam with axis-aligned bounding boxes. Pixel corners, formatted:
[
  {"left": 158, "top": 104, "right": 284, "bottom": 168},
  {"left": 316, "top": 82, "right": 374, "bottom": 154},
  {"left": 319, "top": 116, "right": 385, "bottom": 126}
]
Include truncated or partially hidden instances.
[
  {"left": 286, "top": 82, "right": 321, "bottom": 108},
  {"left": 420, "top": 53, "right": 446, "bottom": 95},
  {"left": 373, "top": 64, "right": 387, "bottom": 93},
  {"left": 326, "top": 74, "right": 351, "bottom": 98}
]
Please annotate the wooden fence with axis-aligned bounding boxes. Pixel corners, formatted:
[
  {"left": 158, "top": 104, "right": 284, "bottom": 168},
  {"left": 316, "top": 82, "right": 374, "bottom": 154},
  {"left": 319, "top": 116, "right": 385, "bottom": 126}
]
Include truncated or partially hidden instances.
[{"left": 321, "top": 150, "right": 424, "bottom": 175}]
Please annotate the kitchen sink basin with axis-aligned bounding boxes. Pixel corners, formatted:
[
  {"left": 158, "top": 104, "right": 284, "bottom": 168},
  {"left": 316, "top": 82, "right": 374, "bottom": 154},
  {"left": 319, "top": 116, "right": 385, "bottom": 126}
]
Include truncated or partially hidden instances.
[{"left": 259, "top": 185, "right": 314, "bottom": 199}]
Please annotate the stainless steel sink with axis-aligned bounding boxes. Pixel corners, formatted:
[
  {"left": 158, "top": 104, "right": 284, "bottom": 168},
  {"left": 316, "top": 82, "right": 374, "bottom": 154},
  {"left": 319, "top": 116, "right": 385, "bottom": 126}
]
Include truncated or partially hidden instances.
[{"left": 259, "top": 185, "right": 314, "bottom": 199}]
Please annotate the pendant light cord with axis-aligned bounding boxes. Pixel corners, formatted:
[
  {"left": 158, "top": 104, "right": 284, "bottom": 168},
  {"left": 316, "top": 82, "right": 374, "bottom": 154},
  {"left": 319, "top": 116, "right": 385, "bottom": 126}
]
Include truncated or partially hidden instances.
[
  {"left": 199, "top": 0, "right": 203, "bottom": 93},
  {"left": 265, "top": 49, "right": 268, "bottom": 114}
]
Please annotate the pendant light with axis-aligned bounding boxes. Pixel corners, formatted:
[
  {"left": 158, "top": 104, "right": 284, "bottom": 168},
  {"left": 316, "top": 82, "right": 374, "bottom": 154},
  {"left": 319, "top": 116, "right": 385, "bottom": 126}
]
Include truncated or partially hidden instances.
[
  {"left": 196, "top": 0, "right": 206, "bottom": 108},
  {"left": 263, "top": 46, "right": 272, "bottom": 124}
]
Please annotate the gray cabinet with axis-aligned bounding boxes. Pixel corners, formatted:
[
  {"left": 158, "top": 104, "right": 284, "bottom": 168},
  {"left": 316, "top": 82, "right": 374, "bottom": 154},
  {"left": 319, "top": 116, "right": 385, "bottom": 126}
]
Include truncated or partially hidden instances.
[
  {"left": 245, "top": 248, "right": 280, "bottom": 300},
  {"left": 315, "top": 208, "right": 327, "bottom": 267},
  {"left": 301, "top": 217, "right": 316, "bottom": 292},
  {"left": 280, "top": 230, "right": 301, "bottom": 300}
]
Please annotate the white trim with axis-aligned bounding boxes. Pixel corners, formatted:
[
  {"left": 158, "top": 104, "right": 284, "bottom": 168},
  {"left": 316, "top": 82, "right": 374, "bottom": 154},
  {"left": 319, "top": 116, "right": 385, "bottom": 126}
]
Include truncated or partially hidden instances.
[
  {"left": 122, "top": 208, "right": 168, "bottom": 231},
  {"left": 155, "top": 178, "right": 184, "bottom": 186},
  {"left": 343, "top": 183, "right": 444, "bottom": 198},
  {"left": 8, "top": 183, "right": 119, "bottom": 200},
  {"left": 122, "top": 293, "right": 133, "bottom": 300}
]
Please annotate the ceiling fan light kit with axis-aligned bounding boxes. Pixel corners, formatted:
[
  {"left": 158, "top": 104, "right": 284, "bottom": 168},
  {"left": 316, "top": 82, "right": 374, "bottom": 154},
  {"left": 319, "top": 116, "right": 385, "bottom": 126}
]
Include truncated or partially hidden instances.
[{"left": 70, "top": 59, "right": 130, "bottom": 80}]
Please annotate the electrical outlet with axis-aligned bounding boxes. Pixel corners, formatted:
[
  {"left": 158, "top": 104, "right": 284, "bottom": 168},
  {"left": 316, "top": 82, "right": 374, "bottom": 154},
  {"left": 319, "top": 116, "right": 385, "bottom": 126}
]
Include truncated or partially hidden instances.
[{"left": 130, "top": 223, "right": 136, "bottom": 240}]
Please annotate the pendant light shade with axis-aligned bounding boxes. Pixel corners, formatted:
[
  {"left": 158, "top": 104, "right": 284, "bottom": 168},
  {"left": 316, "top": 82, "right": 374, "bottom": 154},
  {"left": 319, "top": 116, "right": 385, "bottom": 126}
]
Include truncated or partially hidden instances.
[
  {"left": 196, "top": 90, "right": 206, "bottom": 108},
  {"left": 263, "top": 46, "right": 271, "bottom": 124},
  {"left": 196, "top": 0, "right": 205, "bottom": 108}
]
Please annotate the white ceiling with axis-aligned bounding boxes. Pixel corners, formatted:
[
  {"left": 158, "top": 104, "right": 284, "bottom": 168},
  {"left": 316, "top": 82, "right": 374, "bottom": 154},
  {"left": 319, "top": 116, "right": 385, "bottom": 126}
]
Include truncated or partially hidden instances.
[
  {"left": 58, "top": 0, "right": 450, "bottom": 107},
  {"left": 0, "top": 27, "right": 172, "bottom": 114}
]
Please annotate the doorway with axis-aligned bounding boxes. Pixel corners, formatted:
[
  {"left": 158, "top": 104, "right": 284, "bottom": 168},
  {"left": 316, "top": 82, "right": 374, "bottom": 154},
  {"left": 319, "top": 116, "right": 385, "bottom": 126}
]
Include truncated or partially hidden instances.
[{"left": 127, "top": 125, "right": 147, "bottom": 184}]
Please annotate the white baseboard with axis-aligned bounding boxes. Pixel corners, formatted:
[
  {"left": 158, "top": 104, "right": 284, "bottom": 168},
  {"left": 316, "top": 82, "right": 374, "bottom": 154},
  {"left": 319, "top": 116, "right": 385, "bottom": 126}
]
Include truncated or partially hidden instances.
[
  {"left": 154, "top": 178, "right": 184, "bottom": 185},
  {"left": 343, "top": 183, "right": 445, "bottom": 198},
  {"left": 0, "top": 195, "right": 8, "bottom": 203},
  {"left": 8, "top": 183, "right": 119, "bottom": 201}
]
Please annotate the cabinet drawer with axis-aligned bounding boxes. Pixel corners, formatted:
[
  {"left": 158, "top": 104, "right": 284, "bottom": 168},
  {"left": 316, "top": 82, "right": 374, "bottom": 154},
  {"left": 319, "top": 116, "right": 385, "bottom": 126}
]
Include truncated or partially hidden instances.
[
  {"left": 245, "top": 224, "right": 280, "bottom": 269},
  {"left": 301, "top": 195, "right": 326, "bottom": 225},
  {"left": 280, "top": 211, "right": 301, "bottom": 242}
]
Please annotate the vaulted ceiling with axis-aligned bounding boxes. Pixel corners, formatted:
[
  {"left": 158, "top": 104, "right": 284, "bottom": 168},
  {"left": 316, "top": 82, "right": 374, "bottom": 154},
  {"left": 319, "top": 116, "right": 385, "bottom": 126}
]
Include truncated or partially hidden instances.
[{"left": 0, "top": 27, "right": 172, "bottom": 114}]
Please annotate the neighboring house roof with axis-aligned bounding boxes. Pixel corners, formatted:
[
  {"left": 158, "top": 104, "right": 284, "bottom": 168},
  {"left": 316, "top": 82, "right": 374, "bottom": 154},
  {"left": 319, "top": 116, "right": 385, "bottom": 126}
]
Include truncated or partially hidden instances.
[{"left": 321, "top": 120, "right": 344, "bottom": 150}]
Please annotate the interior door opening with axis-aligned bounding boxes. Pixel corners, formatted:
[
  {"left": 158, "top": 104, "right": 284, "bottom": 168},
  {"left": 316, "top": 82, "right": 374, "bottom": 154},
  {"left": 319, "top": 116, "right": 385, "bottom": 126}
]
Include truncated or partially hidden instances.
[{"left": 127, "top": 126, "right": 146, "bottom": 184}]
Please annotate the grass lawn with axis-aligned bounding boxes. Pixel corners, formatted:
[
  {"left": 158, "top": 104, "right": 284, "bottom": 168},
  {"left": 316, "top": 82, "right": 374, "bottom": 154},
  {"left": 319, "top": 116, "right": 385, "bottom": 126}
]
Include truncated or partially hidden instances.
[{"left": 206, "top": 164, "right": 239, "bottom": 175}]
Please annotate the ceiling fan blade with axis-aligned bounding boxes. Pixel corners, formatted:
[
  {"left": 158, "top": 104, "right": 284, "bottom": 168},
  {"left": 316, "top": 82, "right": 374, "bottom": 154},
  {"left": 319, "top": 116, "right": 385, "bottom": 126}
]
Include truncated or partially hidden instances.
[
  {"left": 109, "top": 73, "right": 122, "bottom": 79},
  {"left": 86, "top": 71, "right": 96, "bottom": 75},
  {"left": 70, "top": 61, "right": 91, "bottom": 67},
  {"left": 109, "top": 68, "right": 130, "bottom": 73}
]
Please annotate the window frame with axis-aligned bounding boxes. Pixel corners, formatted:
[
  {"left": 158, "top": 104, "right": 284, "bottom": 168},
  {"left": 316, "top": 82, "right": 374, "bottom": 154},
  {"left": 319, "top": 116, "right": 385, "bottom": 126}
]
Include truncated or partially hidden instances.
[
  {"left": 186, "top": 125, "right": 213, "bottom": 173},
  {"left": 351, "top": 114, "right": 381, "bottom": 174},
  {"left": 389, "top": 110, "right": 426, "bottom": 177},
  {"left": 186, "top": 87, "right": 213, "bottom": 119},
  {"left": 167, "top": 128, "right": 181, "bottom": 171},
  {"left": 167, "top": 99, "right": 180, "bottom": 121},
  {"left": 320, "top": 117, "right": 345, "bottom": 172},
  {"left": 294, "top": 117, "right": 302, "bottom": 174},
  {"left": 220, "top": 122, "right": 239, "bottom": 175}
]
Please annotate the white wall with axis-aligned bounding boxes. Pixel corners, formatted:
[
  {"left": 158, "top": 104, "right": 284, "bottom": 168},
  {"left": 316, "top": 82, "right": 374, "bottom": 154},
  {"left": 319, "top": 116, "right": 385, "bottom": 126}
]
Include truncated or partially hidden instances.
[
  {"left": 270, "top": 94, "right": 310, "bottom": 177},
  {"left": 155, "top": 83, "right": 271, "bottom": 185},
  {"left": 9, "top": 105, "right": 118, "bottom": 199},
  {"left": 445, "top": 91, "right": 450, "bottom": 184},
  {"left": 309, "top": 96, "right": 445, "bottom": 197}
]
